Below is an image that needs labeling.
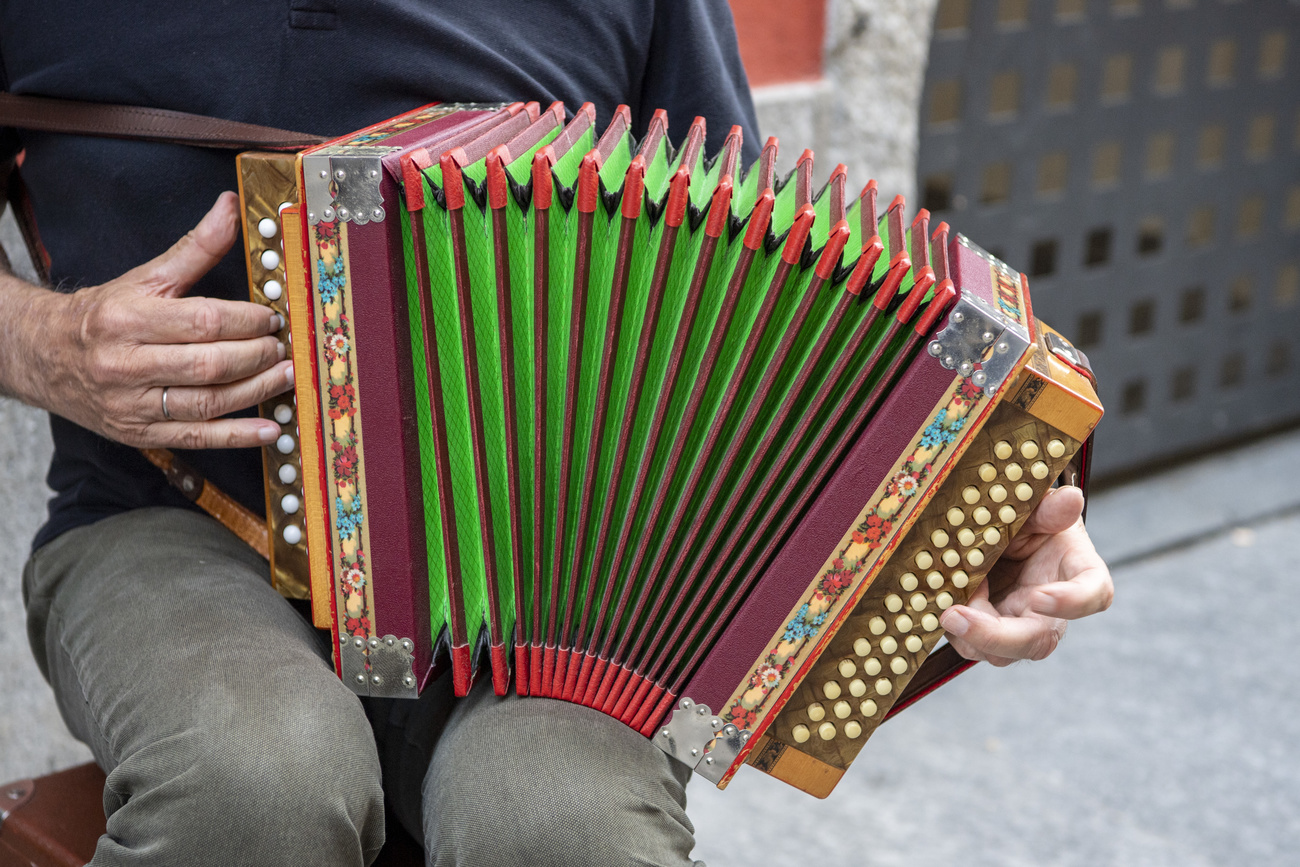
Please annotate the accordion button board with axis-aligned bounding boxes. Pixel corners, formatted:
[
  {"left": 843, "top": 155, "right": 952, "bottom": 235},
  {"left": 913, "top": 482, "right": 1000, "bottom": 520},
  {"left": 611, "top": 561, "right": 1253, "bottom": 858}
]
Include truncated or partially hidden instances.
[{"left": 744, "top": 336, "right": 1096, "bottom": 797}]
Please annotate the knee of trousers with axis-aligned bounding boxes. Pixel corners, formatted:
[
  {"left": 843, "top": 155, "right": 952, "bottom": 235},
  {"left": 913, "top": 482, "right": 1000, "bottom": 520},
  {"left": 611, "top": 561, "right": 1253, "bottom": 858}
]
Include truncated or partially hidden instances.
[
  {"left": 423, "top": 692, "right": 699, "bottom": 867},
  {"left": 100, "top": 682, "right": 385, "bottom": 865}
]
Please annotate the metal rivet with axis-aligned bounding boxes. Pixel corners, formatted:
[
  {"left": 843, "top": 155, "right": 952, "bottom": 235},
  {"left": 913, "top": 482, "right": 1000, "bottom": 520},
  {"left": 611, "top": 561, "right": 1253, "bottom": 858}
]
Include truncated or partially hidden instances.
[
  {"left": 696, "top": 706, "right": 707, "bottom": 715},
  {"left": 661, "top": 729, "right": 672, "bottom": 738},
  {"left": 369, "top": 169, "right": 379, "bottom": 179},
  {"left": 928, "top": 341, "right": 942, "bottom": 356},
  {"left": 724, "top": 725, "right": 737, "bottom": 735},
  {"left": 943, "top": 355, "right": 955, "bottom": 368},
  {"left": 371, "top": 675, "right": 381, "bottom": 685},
  {"left": 690, "top": 748, "right": 699, "bottom": 757},
  {"left": 355, "top": 673, "right": 366, "bottom": 684},
  {"left": 681, "top": 699, "right": 692, "bottom": 709},
  {"left": 368, "top": 638, "right": 380, "bottom": 649},
  {"left": 952, "top": 311, "right": 965, "bottom": 323},
  {"left": 982, "top": 331, "right": 995, "bottom": 343},
  {"left": 353, "top": 637, "right": 364, "bottom": 648},
  {"left": 181, "top": 477, "right": 196, "bottom": 493},
  {"left": 402, "top": 639, "right": 413, "bottom": 651},
  {"left": 958, "top": 362, "right": 973, "bottom": 376},
  {"left": 372, "top": 208, "right": 383, "bottom": 220},
  {"left": 307, "top": 212, "right": 316, "bottom": 222},
  {"left": 741, "top": 731, "right": 751, "bottom": 741},
  {"left": 386, "top": 637, "right": 395, "bottom": 646},
  {"left": 402, "top": 675, "right": 414, "bottom": 687},
  {"left": 704, "top": 756, "right": 715, "bottom": 765},
  {"left": 319, "top": 170, "right": 328, "bottom": 179},
  {"left": 973, "top": 370, "right": 988, "bottom": 386},
  {"left": 334, "top": 169, "right": 347, "bottom": 181},
  {"left": 337, "top": 207, "right": 350, "bottom": 220},
  {"left": 711, "top": 718, "right": 721, "bottom": 728},
  {"left": 996, "top": 341, "right": 1010, "bottom": 354},
  {"left": 322, "top": 207, "right": 335, "bottom": 220}
]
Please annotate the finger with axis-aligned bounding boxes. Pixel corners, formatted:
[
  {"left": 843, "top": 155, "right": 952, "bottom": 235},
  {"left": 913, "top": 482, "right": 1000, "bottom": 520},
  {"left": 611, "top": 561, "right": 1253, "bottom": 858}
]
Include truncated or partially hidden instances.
[
  {"left": 127, "top": 295, "right": 284, "bottom": 344},
  {"left": 940, "top": 604, "right": 1066, "bottom": 663},
  {"left": 143, "top": 416, "right": 284, "bottom": 450},
  {"left": 139, "top": 336, "right": 286, "bottom": 387},
  {"left": 1002, "top": 486, "right": 1085, "bottom": 560},
  {"left": 1029, "top": 561, "right": 1114, "bottom": 620},
  {"left": 121, "top": 192, "right": 242, "bottom": 299},
  {"left": 154, "top": 360, "right": 295, "bottom": 422}
]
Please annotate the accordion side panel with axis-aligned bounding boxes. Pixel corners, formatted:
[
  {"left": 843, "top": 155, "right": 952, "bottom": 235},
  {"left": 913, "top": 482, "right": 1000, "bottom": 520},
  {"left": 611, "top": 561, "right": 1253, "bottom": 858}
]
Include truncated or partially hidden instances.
[
  {"left": 750, "top": 344, "right": 1101, "bottom": 797},
  {"left": 235, "top": 153, "right": 313, "bottom": 604}
]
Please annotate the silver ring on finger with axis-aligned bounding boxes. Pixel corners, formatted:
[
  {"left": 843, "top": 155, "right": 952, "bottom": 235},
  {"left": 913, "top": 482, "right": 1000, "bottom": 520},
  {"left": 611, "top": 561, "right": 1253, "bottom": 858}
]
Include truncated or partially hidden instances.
[{"left": 161, "top": 386, "right": 173, "bottom": 421}]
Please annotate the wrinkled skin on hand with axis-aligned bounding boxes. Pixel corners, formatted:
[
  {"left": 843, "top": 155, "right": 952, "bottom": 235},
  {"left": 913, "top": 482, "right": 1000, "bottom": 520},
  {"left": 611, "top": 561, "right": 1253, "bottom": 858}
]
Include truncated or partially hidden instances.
[
  {"left": 6, "top": 192, "right": 291, "bottom": 449},
  {"left": 939, "top": 485, "right": 1113, "bottom": 666}
]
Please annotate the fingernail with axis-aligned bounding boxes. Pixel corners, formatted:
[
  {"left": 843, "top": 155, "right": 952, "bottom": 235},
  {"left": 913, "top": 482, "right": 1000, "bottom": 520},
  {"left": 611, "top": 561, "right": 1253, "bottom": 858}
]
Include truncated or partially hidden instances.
[
  {"left": 271, "top": 313, "right": 285, "bottom": 332},
  {"left": 941, "top": 609, "right": 969, "bottom": 636},
  {"left": 1032, "top": 590, "right": 1060, "bottom": 617},
  {"left": 284, "top": 362, "right": 295, "bottom": 385},
  {"left": 277, "top": 341, "right": 287, "bottom": 360},
  {"left": 258, "top": 424, "right": 279, "bottom": 444}
]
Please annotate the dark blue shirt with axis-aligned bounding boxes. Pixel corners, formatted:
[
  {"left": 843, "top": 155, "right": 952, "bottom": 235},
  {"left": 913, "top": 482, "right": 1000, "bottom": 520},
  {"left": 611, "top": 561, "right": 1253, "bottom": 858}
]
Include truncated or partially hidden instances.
[{"left": 0, "top": 0, "right": 760, "bottom": 550}]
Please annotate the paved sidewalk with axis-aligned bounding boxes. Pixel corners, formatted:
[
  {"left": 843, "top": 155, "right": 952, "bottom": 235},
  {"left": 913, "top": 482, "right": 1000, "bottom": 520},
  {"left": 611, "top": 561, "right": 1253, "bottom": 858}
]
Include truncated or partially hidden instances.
[{"left": 690, "top": 429, "right": 1300, "bottom": 866}]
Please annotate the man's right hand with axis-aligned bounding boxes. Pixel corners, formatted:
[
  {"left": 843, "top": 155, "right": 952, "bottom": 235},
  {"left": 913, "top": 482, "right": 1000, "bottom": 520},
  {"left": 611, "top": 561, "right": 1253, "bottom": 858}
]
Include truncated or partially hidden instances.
[{"left": 1, "top": 191, "right": 291, "bottom": 449}]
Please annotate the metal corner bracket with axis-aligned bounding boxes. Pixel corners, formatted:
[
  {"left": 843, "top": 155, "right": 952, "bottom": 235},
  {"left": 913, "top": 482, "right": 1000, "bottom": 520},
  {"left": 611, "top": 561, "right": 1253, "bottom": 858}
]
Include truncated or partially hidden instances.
[
  {"left": 339, "top": 633, "right": 418, "bottom": 699},
  {"left": 653, "top": 697, "right": 752, "bottom": 785},
  {"left": 926, "top": 295, "right": 1030, "bottom": 395},
  {"left": 303, "top": 149, "right": 397, "bottom": 226}
]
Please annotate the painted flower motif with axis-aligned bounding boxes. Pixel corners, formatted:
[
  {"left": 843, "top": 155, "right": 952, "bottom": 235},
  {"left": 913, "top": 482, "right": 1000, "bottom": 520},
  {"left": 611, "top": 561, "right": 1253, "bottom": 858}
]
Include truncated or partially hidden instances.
[
  {"left": 957, "top": 377, "right": 984, "bottom": 402},
  {"left": 333, "top": 444, "right": 358, "bottom": 481},
  {"left": 892, "top": 470, "right": 921, "bottom": 499},
  {"left": 757, "top": 665, "right": 781, "bottom": 689},
  {"left": 820, "top": 569, "right": 854, "bottom": 594},
  {"left": 325, "top": 330, "right": 350, "bottom": 361},
  {"left": 344, "top": 615, "right": 371, "bottom": 638},
  {"left": 727, "top": 705, "right": 758, "bottom": 731},
  {"left": 316, "top": 220, "right": 338, "bottom": 241},
  {"left": 343, "top": 567, "right": 365, "bottom": 591},
  {"left": 328, "top": 382, "right": 356, "bottom": 419},
  {"left": 336, "top": 496, "right": 365, "bottom": 538}
]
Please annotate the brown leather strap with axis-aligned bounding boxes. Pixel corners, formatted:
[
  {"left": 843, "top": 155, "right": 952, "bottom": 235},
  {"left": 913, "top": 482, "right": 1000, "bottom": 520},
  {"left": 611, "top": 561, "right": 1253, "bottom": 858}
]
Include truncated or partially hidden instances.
[
  {"left": 141, "top": 448, "right": 271, "bottom": 560},
  {"left": 0, "top": 92, "right": 326, "bottom": 151}
]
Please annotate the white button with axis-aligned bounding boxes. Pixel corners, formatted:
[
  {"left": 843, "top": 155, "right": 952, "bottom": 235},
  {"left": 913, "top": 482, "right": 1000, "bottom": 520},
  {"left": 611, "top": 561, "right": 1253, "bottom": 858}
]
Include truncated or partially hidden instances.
[
  {"left": 263, "top": 279, "right": 283, "bottom": 301},
  {"left": 864, "top": 658, "right": 882, "bottom": 676},
  {"left": 983, "top": 527, "right": 1002, "bottom": 546},
  {"left": 278, "top": 201, "right": 294, "bottom": 214},
  {"left": 276, "top": 434, "right": 295, "bottom": 454},
  {"left": 914, "top": 551, "right": 933, "bottom": 570},
  {"left": 931, "top": 529, "right": 950, "bottom": 547},
  {"left": 274, "top": 403, "right": 294, "bottom": 424},
  {"left": 277, "top": 463, "right": 298, "bottom": 485},
  {"left": 957, "top": 527, "right": 976, "bottom": 546},
  {"left": 978, "top": 462, "right": 997, "bottom": 482},
  {"left": 1031, "top": 461, "right": 1050, "bottom": 479},
  {"left": 258, "top": 217, "right": 278, "bottom": 239},
  {"left": 792, "top": 724, "right": 811, "bottom": 743},
  {"left": 281, "top": 494, "right": 301, "bottom": 514},
  {"left": 973, "top": 507, "right": 992, "bottom": 525},
  {"left": 282, "top": 524, "right": 303, "bottom": 545},
  {"left": 989, "top": 484, "right": 1008, "bottom": 503},
  {"left": 260, "top": 249, "right": 281, "bottom": 271},
  {"left": 942, "top": 549, "right": 960, "bottom": 567},
  {"left": 967, "top": 548, "right": 986, "bottom": 567},
  {"left": 962, "top": 486, "right": 981, "bottom": 504},
  {"left": 860, "top": 699, "right": 879, "bottom": 716}
]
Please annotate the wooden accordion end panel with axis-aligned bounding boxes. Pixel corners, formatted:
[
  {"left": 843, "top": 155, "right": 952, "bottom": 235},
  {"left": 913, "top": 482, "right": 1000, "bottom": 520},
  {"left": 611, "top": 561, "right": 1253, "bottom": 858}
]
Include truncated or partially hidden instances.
[
  {"left": 235, "top": 152, "right": 326, "bottom": 618},
  {"left": 743, "top": 327, "right": 1102, "bottom": 797}
]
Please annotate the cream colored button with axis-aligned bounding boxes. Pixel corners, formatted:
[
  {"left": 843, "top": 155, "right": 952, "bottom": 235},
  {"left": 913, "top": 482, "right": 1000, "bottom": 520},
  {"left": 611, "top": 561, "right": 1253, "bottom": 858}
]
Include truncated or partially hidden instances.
[
  {"left": 947, "top": 507, "right": 965, "bottom": 526},
  {"left": 951, "top": 570, "right": 969, "bottom": 588},
  {"left": 838, "top": 659, "right": 857, "bottom": 678},
  {"left": 864, "top": 658, "right": 883, "bottom": 676},
  {"left": 860, "top": 699, "right": 879, "bottom": 716},
  {"left": 879, "top": 636, "right": 898, "bottom": 654},
  {"left": 900, "top": 572, "right": 919, "bottom": 591},
  {"left": 885, "top": 594, "right": 903, "bottom": 613},
  {"left": 910, "top": 593, "right": 928, "bottom": 611},
  {"left": 931, "top": 529, "right": 950, "bottom": 547},
  {"left": 890, "top": 656, "right": 909, "bottom": 674},
  {"left": 967, "top": 548, "right": 986, "bottom": 567},
  {"left": 915, "top": 550, "right": 934, "bottom": 570},
  {"left": 994, "top": 441, "right": 1013, "bottom": 460},
  {"left": 1048, "top": 438, "right": 1067, "bottom": 458},
  {"left": 942, "top": 549, "right": 960, "bottom": 567},
  {"left": 983, "top": 527, "right": 1002, "bottom": 546},
  {"left": 978, "top": 462, "right": 997, "bottom": 482},
  {"left": 793, "top": 724, "right": 811, "bottom": 743},
  {"left": 258, "top": 217, "right": 279, "bottom": 239},
  {"left": 869, "top": 617, "right": 886, "bottom": 635},
  {"left": 962, "top": 486, "right": 981, "bottom": 504},
  {"left": 875, "top": 678, "right": 893, "bottom": 695},
  {"left": 957, "top": 527, "right": 977, "bottom": 546},
  {"left": 833, "top": 700, "right": 851, "bottom": 719},
  {"left": 973, "top": 506, "right": 992, "bottom": 525},
  {"left": 905, "top": 635, "right": 923, "bottom": 652},
  {"left": 936, "top": 591, "right": 954, "bottom": 609},
  {"left": 999, "top": 505, "right": 1018, "bottom": 524},
  {"left": 1004, "top": 462, "right": 1023, "bottom": 481},
  {"left": 895, "top": 614, "right": 914, "bottom": 632},
  {"left": 853, "top": 638, "right": 871, "bottom": 656},
  {"left": 1016, "top": 483, "right": 1034, "bottom": 501},
  {"left": 849, "top": 678, "right": 867, "bottom": 697},
  {"left": 1031, "top": 461, "right": 1050, "bottom": 480},
  {"left": 807, "top": 702, "right": 826, "bottom": 721},
  {"left": 823, "top": 681, "right": 842, "bottom": 700},
  {"left": 1021, "top": 440, "right": 1040, "bottom": 459},
  {"left": 845, "top": 720, "right": 863, "bottom": 738},
  {"left": 989, "top": 484, "right": 1008, "bottom": 503},
  {"left": 819, "top": 722, "right": 837, "bottom": 740},
  {"left": 927, "top": 571, "right": 945, "bottom": 589},
  {"left": 922, "top": 613, "right": 940, "bottom": 631}
]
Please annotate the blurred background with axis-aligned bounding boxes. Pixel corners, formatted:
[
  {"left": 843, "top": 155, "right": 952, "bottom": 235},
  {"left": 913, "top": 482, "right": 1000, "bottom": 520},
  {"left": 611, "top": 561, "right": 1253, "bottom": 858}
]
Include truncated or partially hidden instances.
[{"left": 2, "top": 0, "right": 1299, "bottom": 863}]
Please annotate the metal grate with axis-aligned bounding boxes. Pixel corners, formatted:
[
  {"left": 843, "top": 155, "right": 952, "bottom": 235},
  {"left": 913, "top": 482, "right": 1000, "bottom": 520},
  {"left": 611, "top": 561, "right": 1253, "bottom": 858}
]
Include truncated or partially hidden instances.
[{"left": 917, "top": 0, "right": 1300, "bottom": 478}]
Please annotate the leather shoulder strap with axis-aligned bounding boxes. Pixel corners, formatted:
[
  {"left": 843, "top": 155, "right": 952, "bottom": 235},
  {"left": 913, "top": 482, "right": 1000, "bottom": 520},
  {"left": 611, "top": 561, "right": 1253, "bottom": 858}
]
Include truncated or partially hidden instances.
[{"left": 0, "top": 92, "right": 326, "bottom": 151}]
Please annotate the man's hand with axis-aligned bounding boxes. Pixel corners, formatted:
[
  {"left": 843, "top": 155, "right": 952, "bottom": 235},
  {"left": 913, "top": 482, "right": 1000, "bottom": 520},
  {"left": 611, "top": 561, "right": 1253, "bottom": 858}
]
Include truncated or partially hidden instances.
[
  {"left": 939, "top": 485, "right": 1112, "bottom": 665},
  {"left": 1, "top": 192, "right": 291, "bottom": 449}
]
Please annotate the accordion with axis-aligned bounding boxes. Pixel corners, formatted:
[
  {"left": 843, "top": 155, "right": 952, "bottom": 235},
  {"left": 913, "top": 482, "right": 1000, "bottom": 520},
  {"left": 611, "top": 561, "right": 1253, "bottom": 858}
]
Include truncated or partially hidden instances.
[{"left": 235, "top": 101, "right": 1102, "bottom": 797}]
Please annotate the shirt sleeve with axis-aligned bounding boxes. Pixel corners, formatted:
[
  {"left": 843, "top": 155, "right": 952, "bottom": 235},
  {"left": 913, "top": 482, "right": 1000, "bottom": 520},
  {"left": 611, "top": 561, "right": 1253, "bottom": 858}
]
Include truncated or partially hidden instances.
[{"left": 637, "top": 0, "right": 761, "bottom": 165}]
